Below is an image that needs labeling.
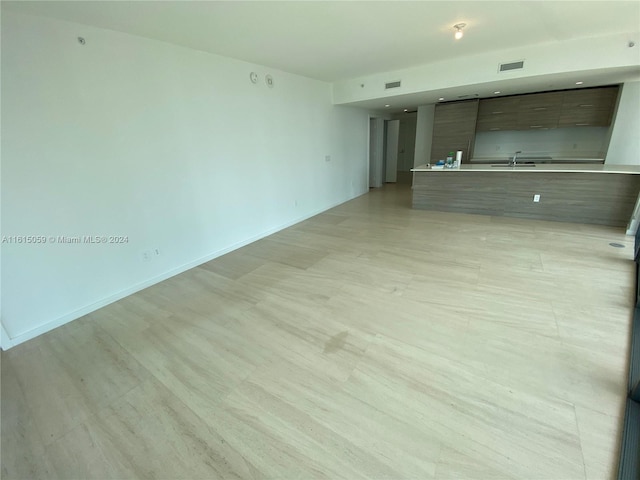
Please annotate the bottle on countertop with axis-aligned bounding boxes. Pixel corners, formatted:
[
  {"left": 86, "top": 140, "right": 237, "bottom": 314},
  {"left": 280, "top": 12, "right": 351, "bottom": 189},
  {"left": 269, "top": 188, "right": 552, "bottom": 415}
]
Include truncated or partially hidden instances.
[
  {"left": 456, "top": 150, "right": 463, "bottom": 168},
  {"left": 446, "top": 151, "right": 454, "bottom": 168}
]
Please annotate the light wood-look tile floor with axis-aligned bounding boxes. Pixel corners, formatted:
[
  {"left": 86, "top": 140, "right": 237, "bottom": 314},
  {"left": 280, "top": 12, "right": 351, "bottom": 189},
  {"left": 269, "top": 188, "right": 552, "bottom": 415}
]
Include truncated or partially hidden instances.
[{"left": 1, "top": 184, "right": 634, "bottom": 479}]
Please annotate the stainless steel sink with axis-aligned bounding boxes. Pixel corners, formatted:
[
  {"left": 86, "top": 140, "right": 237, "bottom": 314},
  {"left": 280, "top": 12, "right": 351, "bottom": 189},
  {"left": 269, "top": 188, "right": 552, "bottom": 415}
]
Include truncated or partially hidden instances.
[{"left": 491, "top": 163, "right": 536, "bottom": 167}]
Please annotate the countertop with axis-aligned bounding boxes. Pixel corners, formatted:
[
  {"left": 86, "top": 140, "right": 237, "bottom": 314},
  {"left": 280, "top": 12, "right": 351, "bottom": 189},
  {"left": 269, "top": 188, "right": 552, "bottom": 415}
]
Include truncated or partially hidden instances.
[
  {"left": 411, "top": 164, "right": 640, "bottom": 174},
  {"left": 471, "top": 157, "right": 604, "bottom": 164}
]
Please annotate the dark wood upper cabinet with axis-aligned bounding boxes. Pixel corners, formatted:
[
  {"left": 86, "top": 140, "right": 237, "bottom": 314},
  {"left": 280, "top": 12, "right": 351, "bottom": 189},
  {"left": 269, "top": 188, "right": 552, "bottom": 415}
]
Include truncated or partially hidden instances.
[
  {"left": 476, "top": 97, "right": 520, "bottom": 132},
  {"left": 558, "top": 86, "right": 619, "bottom": 127},
  {"left": 517, "top": 91, "right": 563, "bottom": 130},
  {"left": 430, "top": 99, "right": 479, "bottom": 164},
  {"left": 474, "top": 86, "right": 619, "bottom": 132}
]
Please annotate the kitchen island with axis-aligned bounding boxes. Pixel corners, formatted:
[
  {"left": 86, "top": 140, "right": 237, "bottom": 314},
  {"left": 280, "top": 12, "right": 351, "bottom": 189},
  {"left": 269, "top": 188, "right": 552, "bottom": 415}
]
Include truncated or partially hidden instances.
[{"left": 410, "top": 164, "right": 640, "bottom": 227}]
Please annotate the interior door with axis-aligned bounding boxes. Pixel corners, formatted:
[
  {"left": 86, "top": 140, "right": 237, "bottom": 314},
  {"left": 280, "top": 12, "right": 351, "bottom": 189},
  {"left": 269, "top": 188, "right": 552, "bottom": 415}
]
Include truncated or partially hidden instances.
[
  {"left": 385, "top": 120, "right": 400, "bottom": 182},
  {"left": 369, "top": 118, "right": 384, "bottom": 188}
]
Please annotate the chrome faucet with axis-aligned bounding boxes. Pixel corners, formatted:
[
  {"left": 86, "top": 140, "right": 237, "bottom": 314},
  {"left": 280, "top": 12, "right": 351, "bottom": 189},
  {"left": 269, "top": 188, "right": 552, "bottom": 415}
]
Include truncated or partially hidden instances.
[{"left": 509, "top": 151, "right": 522, "bottom": 166}]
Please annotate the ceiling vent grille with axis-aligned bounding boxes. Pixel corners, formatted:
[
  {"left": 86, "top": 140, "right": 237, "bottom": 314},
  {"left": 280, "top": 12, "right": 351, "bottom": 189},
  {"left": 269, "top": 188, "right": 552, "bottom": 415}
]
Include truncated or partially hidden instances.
[
  {"left": 385, "top": 80, "right": 401, "bottom": 89},
  {"left": 499, "top": 60, "right": 524, "bottom": 72}
]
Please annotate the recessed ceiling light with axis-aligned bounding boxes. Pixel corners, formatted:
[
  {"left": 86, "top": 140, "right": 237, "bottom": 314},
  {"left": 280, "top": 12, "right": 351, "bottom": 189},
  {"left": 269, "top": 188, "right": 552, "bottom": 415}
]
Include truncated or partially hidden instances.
[
  {"left": 576, "top": 81, "right": 583, "bottom": 85},
  {"left": 494, "top": 91, "right": 501, "bottom": 94},
  {"left": 438, "top": 97, "right": 445, "bottom": 101},
  {"left": 404, "top": 109, "right": 408, "bottom": 112},
  {"left": 384, "top": 104, "right": 390, "bottom": 108}
]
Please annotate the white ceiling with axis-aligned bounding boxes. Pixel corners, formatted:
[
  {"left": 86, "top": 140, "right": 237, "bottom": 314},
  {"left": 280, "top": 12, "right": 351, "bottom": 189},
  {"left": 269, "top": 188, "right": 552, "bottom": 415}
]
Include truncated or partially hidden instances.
[{"left": 3, "top": 1, "right": 640, "bottom": 111}]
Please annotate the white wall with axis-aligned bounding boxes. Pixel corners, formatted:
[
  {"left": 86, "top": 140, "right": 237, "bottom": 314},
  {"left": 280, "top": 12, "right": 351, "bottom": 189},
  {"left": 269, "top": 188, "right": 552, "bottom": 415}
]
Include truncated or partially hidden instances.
[
  {"left": 1, "top": 11, "right": 369, "bottom": 347},
  {"left": 605, "top": 81, "right": 640, "bottom": 165},
  {"left": 413, "top": 105, "right": 435, "bottom": 167}
]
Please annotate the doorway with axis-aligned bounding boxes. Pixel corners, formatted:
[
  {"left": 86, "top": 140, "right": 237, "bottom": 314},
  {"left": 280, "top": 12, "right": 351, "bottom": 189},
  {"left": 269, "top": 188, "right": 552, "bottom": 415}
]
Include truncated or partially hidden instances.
[
  {"left": 368, "top": 117, "right": 384, "bottom": 188},
  {"left": 369, "top": 114, "right": 417, "bottom": 188},
  {"left": 395, "top": 114, "right": 417, "bottom": 184}
]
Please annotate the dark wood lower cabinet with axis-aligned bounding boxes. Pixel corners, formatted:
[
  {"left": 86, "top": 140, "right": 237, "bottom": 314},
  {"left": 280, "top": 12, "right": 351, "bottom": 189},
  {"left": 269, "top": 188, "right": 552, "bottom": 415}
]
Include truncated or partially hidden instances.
[{"left": 412, "top": 171, "right": 640, "bottom": 227}]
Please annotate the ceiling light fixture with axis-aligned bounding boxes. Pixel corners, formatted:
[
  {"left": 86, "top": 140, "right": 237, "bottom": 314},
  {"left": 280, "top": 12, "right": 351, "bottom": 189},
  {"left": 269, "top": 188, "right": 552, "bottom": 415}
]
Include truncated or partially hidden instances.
[
  {"left": 576, "top": 81, "right": 584, "bottom": 85},
  {"left": 454, "top": 23, "right": 466, "bottom": 40},
  {"left": 384, "top": 104, "right": 390, "bottom": 108},
  {"left": 494, "top": 91, "right": 501, "bottom": 94},
  {"left": 438, "top": 97, "right": 445, "bottom": 101}
]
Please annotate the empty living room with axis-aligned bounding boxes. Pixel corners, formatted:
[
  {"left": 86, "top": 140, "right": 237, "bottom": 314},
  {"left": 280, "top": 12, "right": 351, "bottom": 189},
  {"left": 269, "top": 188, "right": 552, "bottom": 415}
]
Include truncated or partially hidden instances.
[{"left": 2, "top": 1, "right": 640, "bottom": 479}]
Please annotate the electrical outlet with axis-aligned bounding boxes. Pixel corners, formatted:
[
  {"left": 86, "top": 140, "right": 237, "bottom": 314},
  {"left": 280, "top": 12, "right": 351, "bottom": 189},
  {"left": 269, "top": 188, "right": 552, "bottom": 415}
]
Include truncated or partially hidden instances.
[
  {"left": 533, "top": 194, "right": 541, "bottom": 203},
  {"left": 153, "top": 248, "right": 161, "bottom": 257},
  {"left": 141, "top": 250, "right": 152, "bottom": 262}
]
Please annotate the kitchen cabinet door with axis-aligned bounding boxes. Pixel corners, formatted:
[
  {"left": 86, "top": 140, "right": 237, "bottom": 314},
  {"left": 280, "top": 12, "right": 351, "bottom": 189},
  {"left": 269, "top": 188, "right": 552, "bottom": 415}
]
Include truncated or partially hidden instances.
[
  {"left": 476, "top": 96, "right": 520, "bottom": 132},
  {"left": 430, "top": 99, "right": 479, "bottom": 164},
  {"left": 559, "top": 86, "right": 619, "bottom": 127},
  {"left": 517, "top": 91, "right": 563, "bottom": 130}
]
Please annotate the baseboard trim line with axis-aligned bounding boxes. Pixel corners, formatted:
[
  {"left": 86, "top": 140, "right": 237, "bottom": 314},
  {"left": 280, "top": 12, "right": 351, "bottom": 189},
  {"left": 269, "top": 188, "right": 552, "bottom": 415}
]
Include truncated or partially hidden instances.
[{"left": 1, "top": 323, "right": 15, "bottom": 351}]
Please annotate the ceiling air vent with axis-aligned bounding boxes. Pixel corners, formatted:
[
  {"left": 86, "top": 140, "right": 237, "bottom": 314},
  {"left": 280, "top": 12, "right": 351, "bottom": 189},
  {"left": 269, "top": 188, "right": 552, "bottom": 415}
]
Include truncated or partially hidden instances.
[
  {"left": 499, "top": 60, "right": 524, "bottom": 72},
  {"left": 385, "top": 80, "right": 401, "bottom": 89}
]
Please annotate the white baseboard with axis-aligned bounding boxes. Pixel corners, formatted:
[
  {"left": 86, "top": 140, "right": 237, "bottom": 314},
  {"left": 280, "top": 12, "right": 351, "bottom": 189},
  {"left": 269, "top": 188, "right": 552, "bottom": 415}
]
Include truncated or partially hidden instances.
[
  {"left": 1, "top": 322, "right": 14, "bottom": 351},
  {"left": 2, "top": 191, "right": 367, "bottom": 350}
]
